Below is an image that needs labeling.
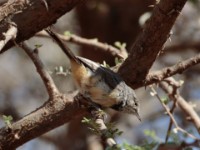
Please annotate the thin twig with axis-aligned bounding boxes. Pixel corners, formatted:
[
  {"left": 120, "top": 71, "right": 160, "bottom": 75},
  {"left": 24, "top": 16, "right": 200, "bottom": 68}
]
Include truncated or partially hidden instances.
[
  {"left": 150, "top": 86, "right": 199, "bottom": 140},
  {"left": 18, "top": 42, "right": 59, "bottom": 98},
  {"left": 165, "top": 83, "right": 179, "bottom": 143},
  {"left": 90, "top": 108, "right": 117, "bottom": 148},
  {"left": 158, "top": 140, "right": 200, "bottom": 149},
  {"left": 147, "top": 53, "right": 200, "bottom": 84},
  {"left": 0, "top": 23, "right": 17, "bottom": 51},
  {"left": 76, "top": 93, "right": 117, "bottom": 147},
  {"left": 36, "top": 31, "right": 127, "bottom": 59},
  {"left": 159, "top": 78, "right": 200, "bottom": 134},
  {"left": 164, "top": 42, "right": 200, "bottom": 54},
  {"left": 165, "top": 100, "right": 177, "bottom": 143}
]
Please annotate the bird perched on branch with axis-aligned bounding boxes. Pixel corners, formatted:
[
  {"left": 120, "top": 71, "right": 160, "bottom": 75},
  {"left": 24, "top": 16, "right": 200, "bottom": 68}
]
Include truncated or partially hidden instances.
[{"left": 46, "top": 29, "right": 141, "bottom": 121}]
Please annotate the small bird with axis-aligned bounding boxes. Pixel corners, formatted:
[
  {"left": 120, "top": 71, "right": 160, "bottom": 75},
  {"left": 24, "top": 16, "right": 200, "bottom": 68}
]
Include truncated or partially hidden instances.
[{"left": 46, "top": 29, "right": 141, "bottom": 121}]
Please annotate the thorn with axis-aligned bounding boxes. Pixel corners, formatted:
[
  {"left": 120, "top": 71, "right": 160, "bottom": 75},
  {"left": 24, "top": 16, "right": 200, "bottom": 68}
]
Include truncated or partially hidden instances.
[
  {"left": 40, "top": 0, "right": 48, "bottom": 11},
  {"left": 135, "top": 112, "right": 142, "bottom": 122}
]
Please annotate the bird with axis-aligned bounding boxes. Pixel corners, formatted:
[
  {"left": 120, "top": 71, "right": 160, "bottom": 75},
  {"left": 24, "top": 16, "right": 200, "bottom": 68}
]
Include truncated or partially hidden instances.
[{"left": 46, "top": 29, "right": 141, "bottom": 121}]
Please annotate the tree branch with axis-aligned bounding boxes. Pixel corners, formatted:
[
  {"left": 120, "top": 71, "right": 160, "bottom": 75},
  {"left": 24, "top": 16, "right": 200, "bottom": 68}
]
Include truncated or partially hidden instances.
[
  {"left": 36, "top": 31, "right": 127, "bottom": 59},
  {"left": 90, "top": 109, "right": 117, "bottom": 148},
  {"left": 0, "top": 0, "right": 188, "bottom": 91},
  {"left": 19, "top": 42, "right": 59, "bottom": 98},
  {"left": 164, "top": 42, "right": 200, "bottom": 53},
  {"left": 0, "top": 0, "right": 83, "bottom": 54},
  {"left": 0, "top": 92, "right": 88, "bottom": 150},
  {"left": 158, "top": 140, "right": 200, "bottom": 150},
  {"left": 160, "top": 78, "right": 200, "bottom": 134},
  {"left": 165, "top": 100, "right": 177, "bottom": 143},
  {"left": 150, "top": 86, "right": 198, "bottom": 140},
  {"left": 119, "top": 0, "right": 187, "bottom": 89},
  {"left": 146, "top": 53, "right": 200, "bottom": 85}
]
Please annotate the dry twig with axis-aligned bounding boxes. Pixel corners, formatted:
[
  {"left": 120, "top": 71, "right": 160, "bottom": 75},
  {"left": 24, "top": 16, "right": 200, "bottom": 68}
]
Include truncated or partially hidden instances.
[
  {"left": 150, "top": 86, "right": 199, "bottom": 140},
  {"left": 39, "top": 30, "right": 200, "bottom": 89},
  {"left": 159, "top": 78, "right": 200, "bottom": 134},
  {"left": 164, "top": 42, "right": 200, "bottom": 53},
  {"left": 36, "top": 31, "right": 127, "bottom": 59},
  {"left": 165, "top": 100, "right": 177, "bottom": 143},
  {"left": 158, "top": 140, "right": 200, "bottom": 150},
  {"left": 90, "top": 108, "right": 117, "bottom": 148},
  {"left": 18, "top": 42, "right": 59, "bottom": 98},
  {"left": 146, "top": 53, "right": 200, "bottom": 86}
]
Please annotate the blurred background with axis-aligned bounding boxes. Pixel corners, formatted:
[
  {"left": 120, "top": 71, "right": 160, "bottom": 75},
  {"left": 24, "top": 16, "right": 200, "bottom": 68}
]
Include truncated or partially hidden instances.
[{"left": 0, "top": 0, "right": 200, "bottom": 149}]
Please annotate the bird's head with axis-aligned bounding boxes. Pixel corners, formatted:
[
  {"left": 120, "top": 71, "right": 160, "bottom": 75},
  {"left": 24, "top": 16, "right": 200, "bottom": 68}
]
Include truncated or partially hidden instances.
[{"left": 111, "top": 85, "right": 141, "bottom": 121}]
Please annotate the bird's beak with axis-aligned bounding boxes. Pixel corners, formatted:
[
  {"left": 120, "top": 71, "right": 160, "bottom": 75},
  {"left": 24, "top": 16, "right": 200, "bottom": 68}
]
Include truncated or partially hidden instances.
[{"left": 135, "top": 112, "right": 141, "bottom": 122}]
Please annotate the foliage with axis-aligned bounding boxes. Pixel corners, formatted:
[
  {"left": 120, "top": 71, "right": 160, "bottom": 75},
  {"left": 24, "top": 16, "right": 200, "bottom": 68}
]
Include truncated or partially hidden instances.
[
  {"left": 54, "top": 66, "right": 70, "bottom": 76},
  {"left": 114, "top": 41, "right": 126, "bottom": 50},
  {"left": 64, "top": 31, "right": 72, "bottom": 37},
  {"left": 2, "top": 115, "right": 13, "bottom": 128},
  {"left": 82, "top": 117, "right": 123, "bottom": 138},
  {"left": 102, "top": 60, "right": 110, "bottom": 68}
]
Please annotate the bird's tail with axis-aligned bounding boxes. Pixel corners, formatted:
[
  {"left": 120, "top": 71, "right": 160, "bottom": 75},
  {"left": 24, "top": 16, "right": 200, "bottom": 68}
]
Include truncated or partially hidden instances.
[{"left": 46, "top": 28, "right": 79, "bottom": 63}]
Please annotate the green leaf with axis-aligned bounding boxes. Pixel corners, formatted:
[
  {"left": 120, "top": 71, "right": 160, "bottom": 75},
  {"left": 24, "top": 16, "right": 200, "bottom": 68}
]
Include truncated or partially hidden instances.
[
  {"left": 54, "top": 66, "right": 70, "bottom": 76},
  {"left": 102, "top": 60, "right": 110, "bottom": 68},
  {"left": 122, "top": 143, "right": 144, "bottom": 150},
  {"left": 2, "top": 115, "right": 13, "bottom": 128},
  {"left": 81, "top": 117, "right": 91, "bottom": 123},
  {"left": 34, "top": 44, "right": 43, "bottom": 48},
  {"left": 114, "top": 41, "right": 127, "bottom": 50},
  {"left": 143, "top": 129, "right": 162, "bottom": 142},
  {"left": 114, "top": 57, "right": 123, "bottom": 65},
  {"left": 64, "top": 31, "right": 72, "bottom": 37},
  {"left": 141, "top": 141, "right": 157, "bottom": 150},
  {"left": 144, "top": 130, "right": 156, "bottom": 139},
  {"left": 168, "top": 131, "right": 180, "bottom": 145},
  {"left": 106, "top": 145, "right": 121, "bottom": 150},
  {"left": 161, "top": 97, "right": 169, "bottom": 104}
]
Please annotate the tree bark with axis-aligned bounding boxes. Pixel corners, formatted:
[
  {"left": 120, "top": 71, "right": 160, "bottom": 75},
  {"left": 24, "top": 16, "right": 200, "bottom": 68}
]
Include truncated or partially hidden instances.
[
  {"left": 0, "top": 93, "right": 88, "bottom": 150},
  {"left": 119, "top": 0, "right": 187, "bottom": 89},
  {"left": 0, "top": 0, "right": 83, "bottom": 53}
]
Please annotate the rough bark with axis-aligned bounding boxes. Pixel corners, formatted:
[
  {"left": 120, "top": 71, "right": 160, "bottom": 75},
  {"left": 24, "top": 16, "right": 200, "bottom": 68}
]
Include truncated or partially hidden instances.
[
  {"left": 0, "top": 93, "right": 88, "bottom": 150},
  {"left": 0, "top": 0, "right": 189, "bottom": 149},
  {"left": 0, "top": 0, "right": 83, "bottom": 53},
  {"left": 119, "top": 0, "right": 187, "bottom": 89}
]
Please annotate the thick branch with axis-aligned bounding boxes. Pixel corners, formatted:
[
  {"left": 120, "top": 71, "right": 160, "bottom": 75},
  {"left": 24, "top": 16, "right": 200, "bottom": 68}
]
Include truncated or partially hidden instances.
[
  {"left": 119, "top": 0, "right": 187, "bottom": 89},
  {"left": 0, "top": 0, "right": 83, "bottom": 54},
  {"left": 0, "top": 92, "right": 88, "bottom": 150},
  {"left": 0, "top": 0, "right": 188, "bottom": 91}
]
